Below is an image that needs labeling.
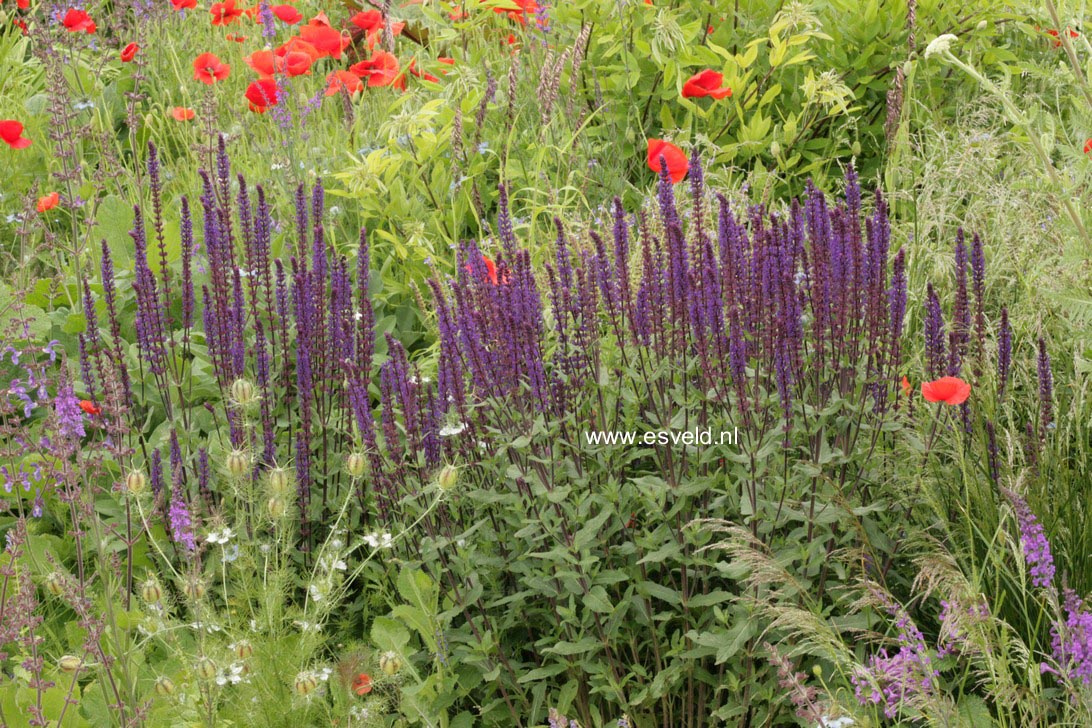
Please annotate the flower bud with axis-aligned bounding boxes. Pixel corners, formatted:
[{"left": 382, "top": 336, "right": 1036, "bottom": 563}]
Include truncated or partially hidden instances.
[
  {"left": 230, "top": 378, "right": 257, "bottom": 406},
  {"left": 812, "top": 664, "right": 823, "bottom": 678},
  {"left": 140, "top": 579, "right": 163, "bottom": 604},
  {"left": 294, "top": 672, "right": 318, "bottom": 696},
  {"left": 225, "top": 449, "right": 250, "bottom": 479},
  {"left": 234, "top": 640, "right": 254, "bottom": 660},
  {"left": 195, "top": 657, "right": 217, "bottom": 680},
  {"left": 267, "top": 467, "right": 291, "bottom": 496},
  {"left": 379, "top": 651, "right": 402, "bottom": 676},
  {"left": 345, "top": 452, "right": 366, "bottom": 478},
  {"left": 43, "top": 572, "right": 65, "bottom": 597},
  {"left": 769, "top": 141, "right": 781, "bottom": 158},
  {"left": 58, "top": 655, "right": 82, "bottom": 673},
  {"left": 267, "top": 496, "right": 287, "bottom": 519},
  {"left": 125, "top": 470, "right": 147, "bottom": 496},
  {"left": 154, "top": 676, "right": 176, "bottom": 696},
  {"left": 851, "top": 140, "right": 861, "bottom": 156},
  {"left": 436, "top": 464, "right": 458, "bottom": 491}
]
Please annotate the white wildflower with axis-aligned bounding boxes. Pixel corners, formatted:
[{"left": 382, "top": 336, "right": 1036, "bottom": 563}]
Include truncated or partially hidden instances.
[
  {"left": 818, "top": 718, "right": 854, "bottom": 728},
  {"left": 439, "top": 422, "right": 466, "bottom": 437},
  {"left": 924, "top": 34, "right": 957, "bottom": 59},
  {"left": 215, "top": 662, "right": 246, "bottom": 686},
  {"left": 206, "top": 527, "right": 235, "bottom": 545}
]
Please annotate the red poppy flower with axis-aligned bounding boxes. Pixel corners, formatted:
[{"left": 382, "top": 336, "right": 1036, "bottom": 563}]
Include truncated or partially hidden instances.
[
  {"left": 282, "top": 51, "right": 313, "bottom": 76},
  {"left": 921, "top": 376, "right": 971, "bottom": 406},
  {"left": 350, "top": 9, "right": 405, "bottom": 49},
  {"left": 62, "top": 8, "right": 96, "bottom": 33},
  {"left": 37, "top": 192, "right": 60, "bottom": 213},
  {"left": 491, "top": 0, "right": 536, "bottom": 26},
  {"left": 272, "top": 4, "right": 301, "bottom": 24},
  {"left": 407, "top": 59, "right": 439, "bottom": 84},
  {"left": 193, "top": 52, "right": 231, "bottom": 84},
  {"left": 0, "top": 120, "right": 32, "bottom": 149},
  {"left": 1047, "top": 28, "right": 1079, "bottom": 47},
  {"left": 246, "top": 49, "right": 311, "bottom": 77},
  {"left": 299, "top": 24, "right": 351, "bottom": 59},
  {"left": 171, "top": 0, "right": 197, "bottom": 9},
  {"left": 1084, "top": 138, "right": 1092, "bottom": 155},
  {"left": 307, "top": 10, "right": 331, "bottom": 27},
  {"left": 11, "top": 0, "right": 30, "bottom": 9},
  {"left": 325, "top": 70, "right": 363, "bottom": 97},
  {"left": 464, "top": 253, "right": 500, "bottom": 285},
  {"left": 277, "top": 36, "right": 322, "bottom": 63},
  {"left": 245, "top": 78, "right": 280, "bottom": 113},
  {"left": 352, "top": 673, "right": 373, "bottom": 696},
  {"left": 121, "top": 42, "right": 139, "bottom": 62},
  {"left": 226, "top": 33, "right": 247, "bottom": 42},
  {"left": 901, "top": 376, "right": 911, "bottom": 397},
  {"left": 349, "top": 50, "right": 404, "bottom": 89},
  {"left": 210, "top": 0, "right": 244, "bottom": 25},
  {"left": 646, "top": 139, "right": 688, "bottom": 184},
  {"left": 79, "top": 400, "right": 101, "bottom": 416},
  {"left": 682, "top": 69, "right": 732, "bottom": 99},
  {"left": 171, "top": 106, "right": 196, "bottom": 121}
]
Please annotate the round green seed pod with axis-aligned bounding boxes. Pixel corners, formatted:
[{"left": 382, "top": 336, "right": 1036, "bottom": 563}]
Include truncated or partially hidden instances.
[
  {"left": 379, "top": 651, "right": 403, "bottom": 676},
  {"left": 58, "top": 655, "right": 82, "bottom": 673},
  {"left": 345, "top": 453, "right": 366, "bottom": 478},
  {"left": 230, "top": 378, "right": 257, "bottom": 406},
  {"left": 293, "top": 672, "right": 318, "bottom": 696},
  {"left": 125, "top": 470, "right": 147, "bottom": 496},
  {"left": 195, "top": 657, "right": 217, "bottom": 680},
  {"left": 140, "top": 579, "right": 163, "bottom": 604},
  {"left": 225, "top": 450, "right": 250, "bottom": 479},
  {"left": 154, "top": 676, "right": 176, "bottom": 696}
]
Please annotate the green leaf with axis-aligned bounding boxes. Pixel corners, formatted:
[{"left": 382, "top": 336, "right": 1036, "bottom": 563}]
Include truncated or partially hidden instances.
[{"left": 371, "top": 615, "right": 411, "bottom": 652}]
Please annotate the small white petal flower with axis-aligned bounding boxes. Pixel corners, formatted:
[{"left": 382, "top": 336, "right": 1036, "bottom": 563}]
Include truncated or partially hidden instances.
[{"left": 439, "top": 422, "right": 466, "bottom": 437}]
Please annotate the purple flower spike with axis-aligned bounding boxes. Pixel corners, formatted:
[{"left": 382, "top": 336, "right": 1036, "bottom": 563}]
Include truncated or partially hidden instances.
[{"left": 1003, "top": 487, "right": 1055, "bottom": 589}]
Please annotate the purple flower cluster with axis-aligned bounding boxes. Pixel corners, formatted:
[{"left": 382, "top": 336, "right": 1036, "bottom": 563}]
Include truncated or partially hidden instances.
[
  {"left": 937, "top": 597, "right": 989, "bottom": 657},
  {"left": 1002, "top": 488, "right": 1055, "bottom": 588},
  {"left": 1049, "top": 590, "right": 1092, "bottom": 686},
  {"left": 851, "top": 601, "right": 938, "bottom": 718},
  {"left": 79, "top": 144, "right": 989, "bottom": 548},
  {"left": 53, "top": 383, "right": 85, "bottom": 441}
]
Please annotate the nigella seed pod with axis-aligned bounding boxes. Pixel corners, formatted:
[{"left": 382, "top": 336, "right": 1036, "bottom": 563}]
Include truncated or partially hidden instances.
[
  {"left": 267, "top": 496, "right": 287, "bottom": 519},
  {"left": 195, "top": 657, "right": 218, "bottom": 680},
  {"left": 379, "top": 651, "right": 402, "bottom": 676},
  {"left": 230, "top": 377, "right": 257, "bottom": 406},
  {"left": 58, "top": 655, "right": 82, "bottom": 673},
  {"left": 267, "top": 467, "right": 291, "bottom": 496},
  {"left": 234, "top": 640, "right": 254, "bottom": 659},
  {"left": 140, "top": 579, "right": 163, "bottom": 604},
  {"left": 345, "top": 452, "right": 366, "bottom": 478},
  {"left": 44, "top": 572, "right": 65, "bottom": 597},
  {"left": 436, "top": 464, "right": 458, "bottom": 491},
  {"left": 125, "top": 470, "right": 147, "bottom": 495},
  {"left": 294, "top": 672, "right": 318, "bottom": 696},
  {"left": 183, "top": 579, "right": 207, "bottom": 601},
  {"left": 225, "top": 449, "right": 251, "bottom": 479},
  {"left": 154, "top": 676, "right": 176, "bottom": 696}
]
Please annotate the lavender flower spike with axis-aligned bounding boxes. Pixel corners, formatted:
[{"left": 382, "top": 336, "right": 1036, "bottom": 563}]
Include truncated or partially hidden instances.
[{"left": 1002, "top": 487, "right": 1055, "bottom": 589}]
